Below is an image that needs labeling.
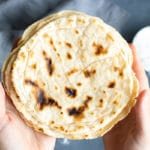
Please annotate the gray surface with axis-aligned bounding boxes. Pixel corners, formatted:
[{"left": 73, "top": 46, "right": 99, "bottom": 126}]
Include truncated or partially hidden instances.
[{"left": 0, "top": 0, "right": 150, "bottom": 150}]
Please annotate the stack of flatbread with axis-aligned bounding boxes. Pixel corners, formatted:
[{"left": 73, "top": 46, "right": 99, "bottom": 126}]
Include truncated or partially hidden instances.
[{"left": 2, "top": 11, "right": 139, "bottom": 139}]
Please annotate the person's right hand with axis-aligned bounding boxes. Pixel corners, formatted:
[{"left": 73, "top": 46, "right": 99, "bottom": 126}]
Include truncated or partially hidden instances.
[
  {"left": 103, "top": 44, "right": 150, "bottom": 150},
  {"left": 0, "top": 83, "right": 56, "bottom": 150}
]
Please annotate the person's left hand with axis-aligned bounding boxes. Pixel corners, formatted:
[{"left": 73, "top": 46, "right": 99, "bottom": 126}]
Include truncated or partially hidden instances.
[
  {"left": 0, "top": 83, "right": 56, "bottom": 150},
  {"left": 103, "top": 44, "right": 150, "bottom": 150}
]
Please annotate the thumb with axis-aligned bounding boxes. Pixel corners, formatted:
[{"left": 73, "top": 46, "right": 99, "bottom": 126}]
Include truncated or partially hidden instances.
[
  {"left": 0, "top": 83, "right": 6, "bottom": 122},
  {"left": 135, "top": 89, "right": 150, "bottom": 134}
]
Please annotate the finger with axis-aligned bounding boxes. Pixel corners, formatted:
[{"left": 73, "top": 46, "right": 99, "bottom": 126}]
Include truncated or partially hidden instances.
[
  {"left": 135, "top": 89, "right": 150, "bottom": 134},
  {"left": 0, "top": 83, "right": 6, "bottom": 121},
  {"left": 129, "top": 44, "right": 149, "bottom": 92},
  {"left": 35, "top": 132, "right": 56, "bottom": 150}
]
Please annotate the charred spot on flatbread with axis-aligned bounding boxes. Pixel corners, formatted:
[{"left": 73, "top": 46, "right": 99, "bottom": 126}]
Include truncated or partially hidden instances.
[
  {"left": 49, "top": 38, "right": 57, "bottom": 51},
  {"left": 67, "top": 96, "right": 92, "bottom": 120},
  {"left": 108, "top": 81, "right": 116, "bottom": 88},
  {"left": 76, "top": 82, "right": 82, "bottom": 86},
  {"left": 113, "top": 66, "right": 124, "bottom": 77},
  {"left": 24, "top": 79, "right": 61, "bottom": 110},
  {"left": 31, "top": 63, "right": 37, "bottom": 69},
  {"left": 84, "top": 69, "right": 96, "bottom": 78},
  {"left": 99, "top": 99, "right": 103, "bottom": 107},
  {"left": 67, "top": 68, "right": 78, "bottom": 76},
  {"left": 113, "top": 100, "right": 119, "bottom": 105},
  {"left": 66, "top": 52, "right": 72, "bottom": 60},
  {"left": 84, "top": 96, "right": 92, "bottom": 107},
  {"left": 68, "top": 107, "right": 83, "bottom": 116},
  {"left": 65, "top": 42, "right": 72, "bottom": 48},
  {"left": 24, "top": 79, "right": 38, "bottom": 87},
  {"left": 65, "top": 87, "right": 77, "bottom": 98},
  {"left": 92, "top": 42, "right": 107, "bottom": 55},
  {"left": 37, "top": 89, "right": 61, "bottom": 110},
  {"left": 75, "top": 29, "right": 79, "bottom": 34},
  {"left": 45, "top": 58, "right": 54, "bottom": 75},
  {"left": 42, "top": 50, "right": 54, "bottom": 76}
]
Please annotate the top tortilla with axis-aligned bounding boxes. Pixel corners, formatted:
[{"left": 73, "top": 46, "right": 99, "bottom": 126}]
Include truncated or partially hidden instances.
[{"left": 2, "top": 11, "right": 139, "bottom": 139}]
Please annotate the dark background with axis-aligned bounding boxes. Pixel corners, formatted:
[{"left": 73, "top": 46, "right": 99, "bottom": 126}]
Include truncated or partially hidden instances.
[{"left": 0, "top": 0, "right": 150, "bottom": 150}]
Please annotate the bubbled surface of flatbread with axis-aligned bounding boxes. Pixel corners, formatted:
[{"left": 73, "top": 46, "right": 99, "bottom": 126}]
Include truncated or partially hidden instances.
[{"left": 2, "top": 11, "right": 138, "bottom": 139}]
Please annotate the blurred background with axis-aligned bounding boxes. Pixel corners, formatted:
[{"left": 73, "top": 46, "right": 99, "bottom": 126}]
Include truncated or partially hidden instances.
[{"left": 0, "top": 0, "right": 150, "bottom": 149}]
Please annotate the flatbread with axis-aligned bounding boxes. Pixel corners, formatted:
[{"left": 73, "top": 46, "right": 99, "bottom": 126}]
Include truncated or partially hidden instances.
[{"left": 2, "top": 11, "right": 139, "bottom": 139}]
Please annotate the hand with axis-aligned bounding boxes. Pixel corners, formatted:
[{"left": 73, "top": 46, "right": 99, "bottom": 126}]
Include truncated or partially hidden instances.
[
  {"left": 103, "top": 44, "right": 150, "bottom": 150},
  {"left": 0, "top": 83, "right": 56, "bottom": 150}
]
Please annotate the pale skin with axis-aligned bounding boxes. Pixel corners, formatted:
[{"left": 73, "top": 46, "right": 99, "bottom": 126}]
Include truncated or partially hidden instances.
[
  {"left": 0, "top": 88, "right": 56, "bottom": 150},
  {"left": 103, "top": 44, "right": 150, "bottom": 150},
  {"left": 0, "top": 44, "right": 149, "bottom": 150}
]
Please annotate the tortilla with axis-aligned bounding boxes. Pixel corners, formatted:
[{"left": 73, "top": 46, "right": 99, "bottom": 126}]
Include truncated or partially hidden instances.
[{"left": 2, "top": 11, "right": 139, "bottom": 139}]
